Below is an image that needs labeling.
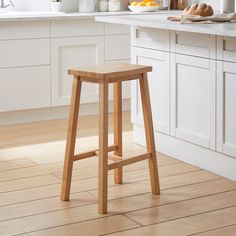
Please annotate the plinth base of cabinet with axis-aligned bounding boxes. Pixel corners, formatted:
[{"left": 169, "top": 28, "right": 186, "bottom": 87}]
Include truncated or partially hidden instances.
[{"left": 134, "top": 124, "right": 236, "bottom": 181}]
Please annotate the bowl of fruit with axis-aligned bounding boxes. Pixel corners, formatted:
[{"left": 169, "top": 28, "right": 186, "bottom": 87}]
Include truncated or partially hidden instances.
[{"left": 128, "top": 0, "right": 159, "bottom": 12}]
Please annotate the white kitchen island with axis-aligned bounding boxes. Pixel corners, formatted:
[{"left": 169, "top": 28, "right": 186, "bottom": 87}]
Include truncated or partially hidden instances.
[{"left": 97, "top": 13, "right": 236, "bottom": 181}]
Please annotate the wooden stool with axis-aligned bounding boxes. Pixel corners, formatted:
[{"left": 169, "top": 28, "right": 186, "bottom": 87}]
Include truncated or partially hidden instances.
[{"left": 61, "top": 63, "right": 160, "bottom": 214}]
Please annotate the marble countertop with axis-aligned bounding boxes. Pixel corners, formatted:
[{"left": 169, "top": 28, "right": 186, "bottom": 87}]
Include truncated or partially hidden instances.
[
  {"left": 96, "top": 13, "right": 236, "bottom": 37},
  {"left": 0, "top": 10, "right": 172, "bottom": 22}
]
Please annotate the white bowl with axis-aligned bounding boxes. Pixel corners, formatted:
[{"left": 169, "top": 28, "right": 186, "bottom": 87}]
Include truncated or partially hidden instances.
[{"left": 128, "top": 5, "right": 159, "bottom": 12}]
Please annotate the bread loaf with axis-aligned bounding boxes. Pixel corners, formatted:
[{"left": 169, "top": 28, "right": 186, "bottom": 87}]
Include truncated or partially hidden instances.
[{"left": 183, "top": 3, "right": 214, "bottom": 17}]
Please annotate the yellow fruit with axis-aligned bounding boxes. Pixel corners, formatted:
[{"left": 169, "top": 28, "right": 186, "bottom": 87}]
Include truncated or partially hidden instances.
[
  {"left": 151, "top": 2, "right": 158, "bottom": 6},
  {"left": 130, "top": 1, "right": 137, "bottom": 6},
  {"left": 144, "top": 0, "right": 153, "bottom": 2},
  {"left": 146, "top": 2, "right": 153, "bottom": 6},
  {"left": 137, "top": 2, "right": 146, "bottom": 6}
]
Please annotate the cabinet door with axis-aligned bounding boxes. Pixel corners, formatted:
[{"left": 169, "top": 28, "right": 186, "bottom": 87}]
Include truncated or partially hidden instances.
[
  {"left": 51, "top": 36, "right": 104, "bottom": 106},
  {"left": 171, "top": 54, "right": 216, "bottom": 149},
  {"left": 217, "top": 61, "right": 236, "bottom": 157},
  {"left": 131, "top": 47, "right": 170, "bottom": 134},
  {"left": 0, "top": 66, "right": 50, "bottom": 112}
]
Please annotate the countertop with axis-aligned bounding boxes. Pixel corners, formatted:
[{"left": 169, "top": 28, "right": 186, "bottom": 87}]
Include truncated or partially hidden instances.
[
  {"left": 0, "top": 10, "right": 174, "bottom": 22},
  {"left": 96, "top": 13, "right": 236, "bottom": 37}
]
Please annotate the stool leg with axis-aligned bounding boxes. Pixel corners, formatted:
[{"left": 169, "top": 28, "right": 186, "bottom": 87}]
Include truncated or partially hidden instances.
[
  {"left": 113, "top": 81, "right": 123, "bottom": 184},
  {"left": 61, "top": 76, "right": 82, "bottom": 201},
  {"left": 98, "top": 81, "right": 109, "bottom": 214},
  {"left": 139, "top": 73, "right": 160, "bottom": 195}
]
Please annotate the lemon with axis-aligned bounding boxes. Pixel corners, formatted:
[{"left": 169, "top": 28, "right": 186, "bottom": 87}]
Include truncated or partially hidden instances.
[
  {"left": 137, "top": 2, "right": 146, "bottom": 6},
  {"left": 130, "top": 1, "right": 137, "bottom": 6}
]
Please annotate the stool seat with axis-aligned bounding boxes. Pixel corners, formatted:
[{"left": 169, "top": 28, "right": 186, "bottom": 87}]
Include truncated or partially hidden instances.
[
  {"left": 68, "top": 63, "right": 152, "bottom": 83},
  {"left": 61, "top": 63, "right": 160, "bottom": 214}
]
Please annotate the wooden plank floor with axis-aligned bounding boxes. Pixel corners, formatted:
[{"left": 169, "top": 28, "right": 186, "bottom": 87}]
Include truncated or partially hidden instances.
[{"left": 0, "top": 112, "right": 236, "bottom": 236}]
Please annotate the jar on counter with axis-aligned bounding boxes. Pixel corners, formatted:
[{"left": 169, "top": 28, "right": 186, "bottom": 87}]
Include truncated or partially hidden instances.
[
  {"left": 159, "top": 0, "right": 170, "bottom": 10},
  {"left": 220, "top": 0, "right": 235, "bottom": 13},
  {"left": 108, "top": 0, "right": 121, "bottom": 12},
  {"left": 177, "top": 0, "right": 188, "bottom": 10},
  {"left": 79, "top": 0, "right": 96, "bottom": 12},
  {"left": 99, "top": 0, "right": 108, "bottom": 12}
]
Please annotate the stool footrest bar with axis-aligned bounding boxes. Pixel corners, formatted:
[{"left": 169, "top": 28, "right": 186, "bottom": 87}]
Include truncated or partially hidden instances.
[
  {"left": 95, "top": 151, "right": 123, "bottom": 162},
  {"left": 73, "top": 145, "right": 118, "bottom": 161},
  {"left": 107, "top": 153, "right": 151, "bottom": 170}
]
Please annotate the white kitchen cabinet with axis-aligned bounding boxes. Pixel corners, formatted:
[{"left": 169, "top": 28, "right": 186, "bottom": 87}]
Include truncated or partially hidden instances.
[
  {"left": 170, "top": 31, "right": 216, "bottom": 59},
  {"left": 51, "top": 19, "right": 104, "bottom": 38},
  {"left": 105, "top": 34, "right": 130, "bottom": 61},
  {"left": 0, "top": 39, "right": 50, "bottom": 68},
  {"left": 51, "top": 36, "right": 104, "bottom": 106},
  {"left": 131, "top": 26, "right": 169, "bottom": 52},
  {"left": 217, "top": 61, "right": 236, "bottom": 157},
  {"left": 0, "top": 66, "right": 50, "bottom": 112},
  {"left": 217, "top": 36, "right": 236, "bottom": 63},
  {"left": 170, "top": 54, "right": 216, "bottom": 149},
  {"left": 131, "top": 47, "right": 170, "bottom": 134},
  {"left": 0, "top": 21, "right": 50, "bottom": 40},
  {"left": 0, "top": 20, "right": 51, "bottom": 113}
]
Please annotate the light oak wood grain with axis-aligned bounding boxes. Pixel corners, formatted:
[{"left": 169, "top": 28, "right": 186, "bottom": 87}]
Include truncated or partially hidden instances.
[
  {"left": 20, "top": 215, "right": 139, "bottom": 236},
  {"left": 0, "top": 192, "right": 96, "bottom": 222},
  {"left": 0, "top": 174, "right": 60, "bottom": 193},
  {"left": 0, "top": 170, "right": 218, "bottom": 222},
  {"left": 193, "top": 225, "right": 236, "bottom": 236},
  {"left": 125, "top": 190, "right": 236, "bottom": 225},
  {"left": 0, "top": 158, "right": 36, "bottom": 171},
  {"left": 113, "top": 81, "right": 123, "bottom": 184},
  {"left": 0, "top": 179, "right": 235, "bottom": 235},
  {"left": 1, "top": 113, "right": 236, "bottom": 235},
  {"left": 107, "top": 206, "right": 236, "bottom": 236}
]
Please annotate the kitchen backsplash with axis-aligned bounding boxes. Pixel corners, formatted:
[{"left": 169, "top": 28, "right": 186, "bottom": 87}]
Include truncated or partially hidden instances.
[{"left": 12, "top": 0, "right": 220, "bottom": 11}]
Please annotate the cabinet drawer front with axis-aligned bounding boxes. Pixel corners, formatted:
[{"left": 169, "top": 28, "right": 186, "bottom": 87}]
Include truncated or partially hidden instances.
[
  {"left": 131, "top": 26, "right": 169, "bottom": 51},
  {"left": 105, "top": 35, "right": 130, "bottom": 61},
  {"left": 0, "top": 66, "right": 50, "bottom": 112},
  {"left": 105, "top": 23, "right": 130, "bottom": 35},
  {"left": 171, "top": 31, "right": 216, "bottom": 59},
  {"left": 51, "top": 19, "right": 104, "bottom": 38},
  {"left": 0, "top": 21, "right": 50, "bottom": 40},
  {"left": 217, "top": 36, "right": 236, "bottom": 63},
  {"left": 0, "top": 39, "right": 50, "bottom": 68}
]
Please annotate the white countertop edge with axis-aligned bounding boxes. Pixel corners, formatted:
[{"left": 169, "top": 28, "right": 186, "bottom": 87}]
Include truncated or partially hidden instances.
[
  {"left": 0, "top": 10, "right": 170, "bottom": 22},
  {"left": 96, "top": 14, "right": 236, "bottom": 37}
]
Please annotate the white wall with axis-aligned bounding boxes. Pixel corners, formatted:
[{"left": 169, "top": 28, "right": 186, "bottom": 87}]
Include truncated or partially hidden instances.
[
  {"left": 13, "top": 0, "right": 50, "bottom": 11},
  {"left": 200, "top": 0, "right": 220, "bottom": 11},
  {"left": 13, "top": 0, "right": 78, "bottom": 11},
  {"left": 12, "top": 0, "right": 129, "bottom": 11}
]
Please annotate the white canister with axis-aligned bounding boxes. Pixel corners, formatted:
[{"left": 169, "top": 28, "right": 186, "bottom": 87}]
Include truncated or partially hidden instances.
[
  {"left": 51, "top": 2, "right": 63, "bottom": 12},
  {"left": 79, "top": 0, "right": 96, "bottom": 12},
  {"left": 108, "top": 0, "right": 121, "bottom": 12},
  {"left": 220, "top": 0, "right": 235, "bottom": 13},
  {"left": 99, "top": 0, "right": 108, "bottom": 11}
]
